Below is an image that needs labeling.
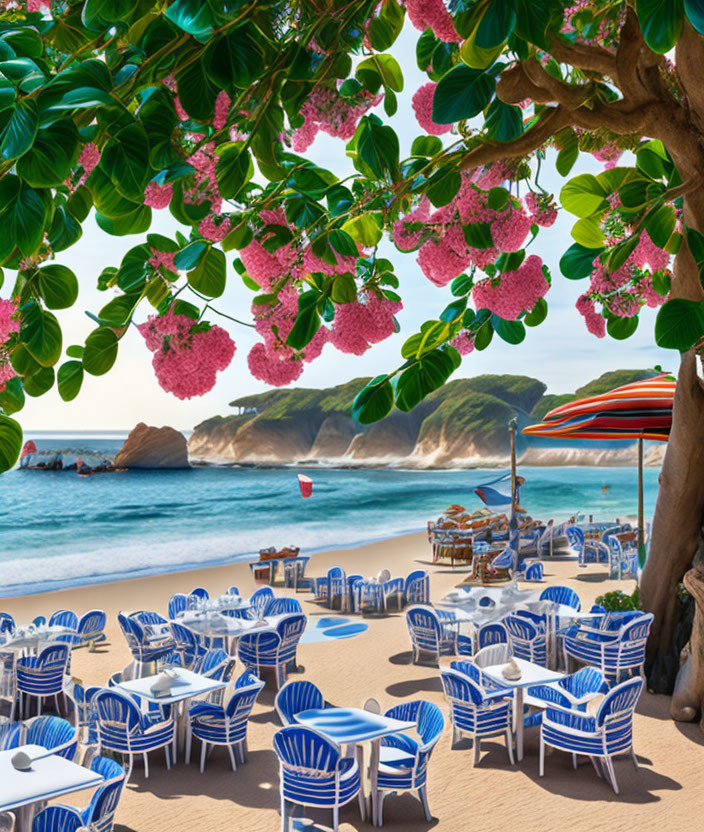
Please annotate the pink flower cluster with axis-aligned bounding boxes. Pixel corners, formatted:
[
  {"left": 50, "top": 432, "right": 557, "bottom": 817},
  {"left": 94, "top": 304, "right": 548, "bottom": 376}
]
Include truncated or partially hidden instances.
[
  {"left": 78, "top": 143, "right": 100, "bottom": 184},
  {"left": 144, "top": 182, "right": 173, "bottom": 209},
  {"left": 213, "top": 91, "right": 231, "bottom": 131},
  {"left": 184, "top": 141, "right": 222, "bottom": 213},
  {"left": 472, "top": 255, "right": 549, "bottom": 320},
  {"left": 394, "top": 167, "right": 545, "bottom": 287},
  {"left": 329, "top": 291, "right": 401, "bottom": 355},
  {"left": 138, "top": 309, "right": 236, "bottom": 400},
  {"left": 412, "top": 83, "right": 452, "bottom": 136},
  {"left": 0, "top": 298, "right": 19, "bottom": 392},
  {"left": 199, "top": 215, "right": 231, "bottom": 242},
  {"left": 592, "top": 142, "right": 623, "bottom": 169},
  {"left": 406, "top": 0, "right": 461, "bottom": 43},
  {"left": 291, "top": 86, "right": 382, "bottom": 152},
  {"left": 148, "top": 248, "right": 177, "bottom": 277},
  {"left": 450, "top": 331, "right": 475, "bottom": 356},
  {"left": 525, "top": 192, "right": 558, "bottom": 227},
  {"left": 576, "top": 294, "right": 606, "bottom": 338}
]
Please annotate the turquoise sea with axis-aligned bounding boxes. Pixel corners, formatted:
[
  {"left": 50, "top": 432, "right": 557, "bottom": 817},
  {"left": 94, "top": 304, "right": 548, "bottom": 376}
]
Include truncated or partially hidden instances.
[{"left": 0, "top": 433, "right": 660, "bottom": 597}]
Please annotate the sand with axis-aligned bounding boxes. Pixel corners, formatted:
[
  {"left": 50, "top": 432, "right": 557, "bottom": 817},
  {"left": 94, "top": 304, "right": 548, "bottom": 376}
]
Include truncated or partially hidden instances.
[{"left": 1, "top": 532, "right": 702, "bottom": 832}]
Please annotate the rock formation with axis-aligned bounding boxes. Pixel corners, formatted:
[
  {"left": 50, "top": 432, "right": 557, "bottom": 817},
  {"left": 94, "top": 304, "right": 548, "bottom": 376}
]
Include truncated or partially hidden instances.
[{"left": 114, "top": 423, "right": 190, "bottom": 469}]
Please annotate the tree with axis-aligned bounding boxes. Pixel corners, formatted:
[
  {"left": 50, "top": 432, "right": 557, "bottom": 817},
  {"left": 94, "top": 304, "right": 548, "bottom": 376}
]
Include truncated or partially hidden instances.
[{"left": 0, "top": 0, "right": 703, "bottom": 725}]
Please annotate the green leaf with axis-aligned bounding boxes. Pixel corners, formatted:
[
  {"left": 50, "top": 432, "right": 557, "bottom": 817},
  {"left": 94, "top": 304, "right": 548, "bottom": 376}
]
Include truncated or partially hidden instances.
[
  {"left": 36, "top": 264, "right": 79, "bottom": 309},
  {"left": 23, "top": 366, "right": 54, "bottom": 397},
  {"left": 0, "top": 377, "right": 24, "bottom": 415},
  {"left": 216, "top": 142, "right": 252, "bottom": 199},
  {"left": 0, "top": 413, "right": 22, "bottom": 473},
  {"left": 176, "top": 58, "right": 217, "bottom": 122},
  {"left": 524, "top": 297, "right": 547, "bottom": 326},
  {"left": 411, "top": 136, "right": 443, "bottom": 157},
  {"left": 560, "top": 173, "right": 608, "bottom": 217},
  {"left": 20, "top": 301, "right": 62, "bottom": 367},
  {"left": 556, "top": 132, "right": 579, "bottom": 176},
  {"left": 352, "top": 375, "right": 394, "bottom": 424},
  {"left": 514, "top": 0, "right": 562, "bottom": 49},
  {"left": 484, "top": 98, "right": 523, "bottom": 142},
  {"left": 175, "top": 241, "right": 207, "bottom": 271},
  {"left": 425, "top": 164, "right": 461, "bottom": 207},
  {"left": 285, "top": 291, "right": 321, "bottom": 350},
  {"left": 95, "top": 205, "right": 152, "bottom": 236},
  {"left": 0, "top": 176, "right": 50, "bottom": 257},
  {"left": 164, "top": 0, "right": 215, "bottom": 40},
  {"left": 440, "top": 297, "right": 467, "bottom": 322},
  {"left": 645, "top": 204, "right": 676, "bottom": 248},
  {"left": 451, "top": 274, "right": 474, "bottom": 296},
  {"left": 57, "top": 360, "right": 84, "bottom": 401},
  {"left": 0, "top": 99, "right": 37, "bottom": 161},
  {"left": 82, "top": 0, "right": 137, "bottom": 31},
  {"left": 353, "top": 116, "right": 399, "bottom": 179},
  {"left": 559, "top": 242, "right": 603, "bottom": 279},
  {"left": 66, "top": 345, "right": 84, "bottom": 358},
  {"left": 636, "top": 0, "right": 684, "bottom": 53},
  {"left": 101, "top": 123, "right": 151, "bottom": 202},
  {"left": 10, "top": 343, "right": 42, "bottom": 377},
  {"left": 329, "top": 229, "right": 358, "bottom": 258},
  {"left": 607, "top": 315, "right": 639, "bottom": 340},
  {"left": 395, "top": 348, "right": 457, "bottom": 412},
  {"left": 99, "top": 294, "right": 139, "bottom": 327},
  {"left": 492, "top": 316, "right": 525, "bottom": 344},
  {"left": 341, "top": 214, "right": 382, "bottom": 247},
  {"left": 655, "top": 298, "right": 704, "bottom": 350},
  {"left": 636, "top": 139, "right": 674, "bottom": 181},
  {"left": 606, "top": 234, "right": 640, "bottom": 272},
  {"left": 17, "top": 119, "right": 79, "bottom": 187},
  {"left": 571, "top": 217, "right": 605, "bottom": 248},
  {"left": 356, "top": 54, "right": 404, "bottom": 92},
  {"left": 187, "top": 247, "right": 226, "bottom": 298},
  {"left": 432, "top": 64, "right": 496, "bottom": 124},
  {"left": 463, "top": 222, "right": 495, "bottom": 249},
  {"left": 204, "top": 24, "right": 265, "bottom": 89},
  {"left": 685, "top": 0, "right": 704, "bottom": 32},
  {"left": 83, "top": 327, "right": 118, "bottom": 376},
  {"left": 330, "top": 273, "right": 357, "bottom": 303}
]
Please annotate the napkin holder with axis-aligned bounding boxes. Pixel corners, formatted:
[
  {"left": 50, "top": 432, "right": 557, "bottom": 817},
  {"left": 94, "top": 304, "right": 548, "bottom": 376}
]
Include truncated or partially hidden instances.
[
  {"left": 150, "top": 669, "right": 178, "bottom": 698},
  {"left": 501, "top": 658, "right": 522, "bottom": 681}
]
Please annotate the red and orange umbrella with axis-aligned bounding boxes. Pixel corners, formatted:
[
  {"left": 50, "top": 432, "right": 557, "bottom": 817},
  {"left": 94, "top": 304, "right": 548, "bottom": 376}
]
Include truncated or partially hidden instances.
[{"left": 523, "top": 373, "right": 675, "bottom": 553}]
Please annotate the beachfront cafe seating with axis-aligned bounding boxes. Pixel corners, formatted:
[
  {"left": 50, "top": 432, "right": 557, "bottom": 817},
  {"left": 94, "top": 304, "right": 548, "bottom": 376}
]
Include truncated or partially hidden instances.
[
  {"left": 605, "top": 531, "right": 639, "bottom": 580},
  {"left": 375, "top": 700, "right": 444, "bottom": 825},
  {"left": 561, "top": 612, "right": 654, "bottom": 682},
  {"left": 170, "top": 622, "right": 204, "bottom": 670},
  {"left": 522, "top": 562, "right": 544, "bottom": 582},
  {"left": 187, "top": 670, "right": 265, "bottom": 772},
  {"left": 63, "top": 677, "right": 101, "bottom": 744},
  {"left": 0, "top": 614, "right": 15, "bottom": 636},
  {"left": 237, "top": 614, "right": 307, "bottom": 689},
  {"left": 504, "top": 614, "right": 547, "bottom": 666},
  {"left": 93, "top": 688, "right": 175, "bottom": 779},
  {"left": 16, "top": 643, "right": 71, "bottom": 719},
  {"left": 49, "top": 610, "right": 79, "bottom": 632},
  {"left": 273, "top": 724, "right": 365, "bottom": 832},
  {"left": 440, "top": 668, "right": 514, "bottom": 766},
  {"left": 476, "top": 622, "right": 509, "bottom": 650},
  {"left": 566, "top": 525, "right": 611, "bottom": 567},
  {"left": 265, "top": 598, "right": 303, "bottom": 616},
  {"left": 70, "top": 610, "right": 107, "bottom": 651},
  {"left": 25, "top": 715, "right": 78, "bottom": 760},
  {"left": 406, "top": 607, "right": 472, "bottom": 665},
  {"left": 168, "top": 593, "right": 188, "bottom": 620},
  {"left": 31, "top": 806, "right": 86, "bottom": 832},
  {"left": 539, "top": 585, "right": 581, "bottom": 611},
  {"left": 246, "top": 586, "right": 275, "bottom": 620},
  {"left": 539, "top": 676, "right": 644, "bottom": 793},
  {"left": 275, "top": 680, "right": 328, "bottom": 726},
  {"left": 525, "top": 666, "right": 610, "bottom": 715},
  {"left": 405, "top": 570, "right": 430, "bottom": 605},
  {"left": 117, "top": 614, "right": 175, "bottom": 673}
]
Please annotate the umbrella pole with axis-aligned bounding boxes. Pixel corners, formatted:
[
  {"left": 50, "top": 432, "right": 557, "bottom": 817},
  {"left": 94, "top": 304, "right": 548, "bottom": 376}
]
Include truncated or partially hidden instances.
[
  {"left": 509, "top": 418, "right": 518, "bottom": 570},
  {"left": 638, "top": 437, "right": 644, "bottom": 550}
]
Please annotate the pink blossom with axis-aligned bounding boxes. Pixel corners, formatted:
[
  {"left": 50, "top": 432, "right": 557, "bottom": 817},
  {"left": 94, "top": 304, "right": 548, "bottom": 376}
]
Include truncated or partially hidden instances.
[
  {"left": 405, "top": 0, "right": 461, "bottom": 42},
  {"left": 472, "top": 255, "right": 549, "bottom": 320},
  {"left": 412, "top": 83, "right": 452, "bottom": 136},
  {"left": 525, "top": 192, "right": 558, "bottom": 227},
  {"left": 630, "top": 232, "right": 670, "bottom": 272},
  {"left": 213, "top": 91, "right": 231, "bottom": 130},
  {"left": 592, "top": 142, "right": 622, "bottom": 169},
  {"left": 473, "top": 163, "right": 510, "bottom": 190},
  {"left": 640, "top": 275, "right": 667, "bottom": 308},
  {"left": 607, "top": 291, "right": 641, "bottom": 318},
  {"left": 576, "top": 294, "right": 606, "bottom": 338},
  {"left": 0, "top": 298, "right": 20, "bottom": 344},
  {"left": 199, "top": 215, "right": 231, "bottom": 242},
  {"left": 240, "top": 240, "right": 286, "bottom": 291},
  {"left": 78, "top": 143, "right": 100, "bottom": 178},
  {"left": 174, "top": 97, "right": 189, "bottom": 121},
  {"left": 0, "top": 355, "right": 15, "bottom": 392},
  {"left": 491, "top": 208, "right": 532, "bottom": 252},
  {"left": 291, "top": 86, "right": 382, "bottom": 151},
  {"left": 393, "top": 199, "right": 432, "bottom": 251},
  {"left": 183, "top": 142, "right": 222, "bottom": 214},
  {"left": 144, "top": 182, "right": 173, "bottom": 209},
  {"left": 417, "top": 237, "right": 472, "bottom": 287},
  {"left": 247, "top": 342, "right": 303, "bottom": 386},
  {"left": 302, "top": 247, "right": 357, "bottom": 276},
  {"left": 450, "top": 331, "right": 475, "bottom": 356},
  {"left": 330, "top": 292, "right": 401, "bottom": 355},
  {"left": 149, "top": 249, "right": 177, "bottom": 276}
]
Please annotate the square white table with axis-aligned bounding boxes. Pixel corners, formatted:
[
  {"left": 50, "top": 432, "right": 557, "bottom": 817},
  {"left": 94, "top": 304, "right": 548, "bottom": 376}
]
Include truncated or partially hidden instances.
[
  {"left": 481, "top": 658, "right": 564, "bottom": 761},
  {"left": 0, "top": 744, "right": 103, "bottom": 831},
  {"left": 295, "top": 707, "right": 415, "bottom": 827},
  {"left": 115, "top": 667, "right": 228, "bottom": 763}
]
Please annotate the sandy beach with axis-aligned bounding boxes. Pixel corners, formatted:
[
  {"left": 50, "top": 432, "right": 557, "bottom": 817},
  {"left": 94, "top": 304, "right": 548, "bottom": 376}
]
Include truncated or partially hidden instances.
[{"left": 1, "top": 532, "right": 702, "bottom": 832}]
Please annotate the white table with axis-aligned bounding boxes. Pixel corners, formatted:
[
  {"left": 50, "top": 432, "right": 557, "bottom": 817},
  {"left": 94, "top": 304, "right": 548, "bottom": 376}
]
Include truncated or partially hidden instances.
[
  {"left": 115, "top": 667, "right": 228, "bottom": 763},
  {"left": 481, "top": 658, "right": 564, "bottom": 761},
  {"left": 0, "top": 627, "right": 73, "bottom": 654},
  {"left": 174, "top": 613, "right": 286, "bottom": 653},
  {"left": 0, "top": 744, "right": 103, "bottom": 831},
  {"left": 295, "top": 707, "right": 415, "bottom": 826}
]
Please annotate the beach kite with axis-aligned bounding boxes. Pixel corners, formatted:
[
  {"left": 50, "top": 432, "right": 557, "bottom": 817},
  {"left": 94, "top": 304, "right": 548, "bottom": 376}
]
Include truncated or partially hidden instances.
[{"left": 298, "top": 474, "right": 313, "bottom": 498}]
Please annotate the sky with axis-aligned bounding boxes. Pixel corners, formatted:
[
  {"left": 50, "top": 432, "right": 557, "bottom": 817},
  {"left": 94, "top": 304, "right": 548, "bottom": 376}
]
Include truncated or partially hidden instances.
[{"left": 15, "top": 23, "right": 673, "bottom": 431}]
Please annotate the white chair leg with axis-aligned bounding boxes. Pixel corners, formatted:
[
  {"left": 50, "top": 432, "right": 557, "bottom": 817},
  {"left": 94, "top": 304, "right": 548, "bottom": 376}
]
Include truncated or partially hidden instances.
[
  {"left": 227, "top": 744, "right": 238, "bottom": 771},
  {"left": 165, "top": 744, "right": 171, "bottom": 771},
  {"left": 126, "top": 754, "right": 134, "bottom": 782},
  {"left": 280, "top": 795, "right": 288, "bottom": 832},
  {"left": 357, "top": 784, "right": 366, "bottom": 822},
  {"left": 377, "top": 792, "right": 384, "bottom": 827},
  {"left": 238, "top": 742, "right": 245, "bottom": 764},
  {"left": 143, "top": 752, "right": 149, "bottom": 779},
  {"left": 473, "top": 735, "right": 481, "bottom": 766},
  {"left": 539, "top": 735, "right": 545, "bottom": 777},
  {"left": 332, "top": 804, "right": 339, "bottom": 832},
  {"left": 631, "top": 750, "right": 639, "bottom": 770},
  {"left": 604, "top": 755, "right": 619, "bottom": 794},
  {"left": 506, "top": 729, "right": 515, "bottom": 765},
  {"left": 590, "top": 756, "right": 603, "bottom": 778},
  {"left": 572, "top": 753, "right": 578, "bottom": 770},
  {"left": 37, "top": 697, "right": 41, "bottom": 717},
  {"left": 200, "top": 741, "right": 207, "bottom": 774},
  {"left": 185, "top": 728, "right": 192, "bottom": 765},
  {"left": 419, "top": 786, "right": 431, "bottom": 822}
]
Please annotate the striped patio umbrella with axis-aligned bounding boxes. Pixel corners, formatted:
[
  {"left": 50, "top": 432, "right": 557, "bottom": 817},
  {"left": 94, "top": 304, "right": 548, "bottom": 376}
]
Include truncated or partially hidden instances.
[{"left": 523, "top": 373, "right": 675, "bottom": 557}]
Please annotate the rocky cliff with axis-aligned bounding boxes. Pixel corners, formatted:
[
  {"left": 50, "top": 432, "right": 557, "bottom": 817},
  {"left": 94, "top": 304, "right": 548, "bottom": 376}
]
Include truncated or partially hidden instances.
[
  {"left": 114, "top": 423, "right": 190, "bottom": 469},
  {"left": 188, "top": 368, "right": 663, "bottom": 468}
]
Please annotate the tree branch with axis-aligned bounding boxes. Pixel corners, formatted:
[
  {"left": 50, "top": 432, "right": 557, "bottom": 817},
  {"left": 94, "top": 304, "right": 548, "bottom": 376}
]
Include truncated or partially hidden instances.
[{"left": 549, "top": 35, "right": 617, "bottom": 77}]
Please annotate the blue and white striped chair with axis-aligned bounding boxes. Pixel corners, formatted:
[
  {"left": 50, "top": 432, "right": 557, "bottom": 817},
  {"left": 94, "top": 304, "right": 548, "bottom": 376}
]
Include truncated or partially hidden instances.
[
  {"left": 540, "top": 585, "right": 581, "bottom": 611},
  {"left": 523, "top": 562, "right": 544, "bottom": 582},
  {"left": 440, "top": 668, "right": 514, "bottom": 765},
  {"left": 539, "top": 676, "right": 643, "bottom": 793},
  {"left": 273, "top": 725, "right": 365, "bottom": 832},
  {"left": 561, "top": 612, "right": 653, "bottom": 681},
  {"left": 168, "top": 594, "right": 188, "bottom": 620},
  {"left": 313, "top": 568, "right": 344, "bottom": 605},
  {"left": 63, "top": 678, "right": 101, "bottom": 744},
  {"left": 0, "top": 649, "right": 16, "bottom": 722},
  {"left": 170, "top": 623, "right": 204, "bottom": 669},
  {"left": 0, "top": 613, "right": 15, "bottom": 637},
  {"left": 190, "top": 587, "right": 209, "bottom": 600},
  {"left": 527, "top": 666, "right": 609, "bottom": 711},
  {"left": 227, "top": 585, "right": 240, "bottom": 596},
  {"left": 93, "top": 688, "right": 175, "bottom": 779},
  {"left": 355, "top": 581, "right": 385, "bottom": 614},
  {"left": 187, "top": 670, "right": 264, "bottom": 772},
  {"left": 505, "top": 613, "right": 547, "bottom": 665},
  {"left": 48, "top": 756, "right": 125, "bottom": 832},
  {"left": 197, "top": 648, "right": 234, "bottom": 684},
  {"left": 265, "top": 598, "right": 303, "bottom": 616},
  {"left": 606, "top": 534, "right": 639, "bottom": 580},
  {"left": 476, "top": 621, "right": 509, "bottom": 650},
  {"left": 25, "top": 716, "right": 77, "bottom": 760},
  {"left": 247, "top": 587, "right": 275, "bottom": 620},
  {"left": 406, "top": 607, "right": 470, "bottom": 664},
  {"left": 405, "top": 570, "right": 430, "bottom": 605},
  {"left": 375, "top": 700, "right": 443, "bottom": 824},
  {"left": 49, "top": 610, "right": 79, "bottom": 632},
  {"left": 238, "top": 614, "right": 306, "bottom": 689},
  {"left": 16, "top": 643, "right": 70, "bottom": 718},
  {"left": 117, "top": 614, "right": 175, "bottom": 671},
  {"left": 0, "top": 720, "right": 23, "bottom": 750},
  {"left": 75, "top": 610, "right": 107, "bottom": 650},
  {"left": 31, "top": 806, "right": 84, "bottom": 832},
  {"left": 382, "top": 578, "right": 405, "bottom": 611},
  {"left": 275, "top": 680, "right": 326, "bottom": 725}
]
